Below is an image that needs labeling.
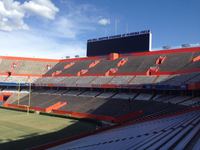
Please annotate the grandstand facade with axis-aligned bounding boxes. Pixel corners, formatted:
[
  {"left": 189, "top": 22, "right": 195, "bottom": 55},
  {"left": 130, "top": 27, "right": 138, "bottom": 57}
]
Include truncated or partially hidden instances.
[{"left": 0, "top": 46, "right": 200, "bottom": 149}]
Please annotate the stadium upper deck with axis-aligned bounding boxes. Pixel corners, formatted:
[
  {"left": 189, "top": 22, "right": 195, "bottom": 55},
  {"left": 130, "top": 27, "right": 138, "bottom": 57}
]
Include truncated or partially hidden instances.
[{"left": 0, "top": 46, "right": 200, "bottom": 90}]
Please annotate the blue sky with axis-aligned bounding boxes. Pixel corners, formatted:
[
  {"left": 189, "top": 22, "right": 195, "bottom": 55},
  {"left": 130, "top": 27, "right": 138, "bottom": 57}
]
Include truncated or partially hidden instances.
[{"left": 0, "top": 0, "right": 199, "bottom": 58}]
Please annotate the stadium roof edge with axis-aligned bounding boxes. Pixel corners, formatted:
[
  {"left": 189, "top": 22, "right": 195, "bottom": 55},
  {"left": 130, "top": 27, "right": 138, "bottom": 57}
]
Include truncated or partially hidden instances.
[
  {"left": 124, "top": 46, "right": 200, "bottom": 57},
  {"left": 0, "top": 55, "right": 60, "bottom": 62},
  {"left": 0, "top": 46, "right": 199, "bottom": 62}
]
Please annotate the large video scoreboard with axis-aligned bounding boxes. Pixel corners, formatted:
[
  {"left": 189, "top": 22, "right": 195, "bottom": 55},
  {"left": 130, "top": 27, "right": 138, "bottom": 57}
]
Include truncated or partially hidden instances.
[{"left": 87, "top": 30, "right": 152, "bottom": 57}]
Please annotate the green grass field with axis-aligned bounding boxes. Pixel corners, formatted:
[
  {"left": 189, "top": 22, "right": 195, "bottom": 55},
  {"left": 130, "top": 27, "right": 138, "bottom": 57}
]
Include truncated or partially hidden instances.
[{"left": 0, "top": 108, "right": 97, "bottom": 150}]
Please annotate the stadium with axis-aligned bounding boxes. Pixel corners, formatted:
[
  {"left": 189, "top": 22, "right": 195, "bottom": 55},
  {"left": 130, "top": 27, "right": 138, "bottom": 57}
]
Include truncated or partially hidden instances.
[
  {"left": 0, "top": 29, "right": 200, "bottom": 149},
  {"left": 0, "top": 0, "right": 200, "bottom": 150}
]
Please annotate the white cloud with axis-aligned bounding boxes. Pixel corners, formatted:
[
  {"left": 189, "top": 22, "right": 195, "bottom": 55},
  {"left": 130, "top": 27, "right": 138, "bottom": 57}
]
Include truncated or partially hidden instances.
[
  {"left": 0, "top": 30, "right": 86, "bottom": 58},
  {"left": 0, "top": 0, "right": 28, "bottom": 31},
  {"left": 0, "top": 1, "right": 110, "bottom": 59},
  {"left": 51, "top": 16, "right": 96, "bottom": 39},
  {"left": 51, "top": 3, "right": 98, "bottom": 39},
  {"left": 23, "top": 0, "right": 59, "bottom": 20},
  {"left": 38, "top": 3, "right": 98, "bottom": 39},
  {"left": 0, "top": 0, "right": 59, "bottom": 31},
  {"left": 53, "top": 17, "right": 77, "bottom": 39},
  {"left": 98, "top": 18, "right": 110, "bottom": 26}
]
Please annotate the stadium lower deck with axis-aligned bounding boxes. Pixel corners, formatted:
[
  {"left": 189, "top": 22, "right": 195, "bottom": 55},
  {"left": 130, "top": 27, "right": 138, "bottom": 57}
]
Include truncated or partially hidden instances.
[
  {"left": 50, "top": 109, "right": 200, "bottom": 150},
  {"left": 0, "top": 47, "right": 200, "bottom": 149}
]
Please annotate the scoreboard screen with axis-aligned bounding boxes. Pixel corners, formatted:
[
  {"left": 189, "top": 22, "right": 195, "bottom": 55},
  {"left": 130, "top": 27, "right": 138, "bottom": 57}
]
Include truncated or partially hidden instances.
[{"left": 87, "top": 30, "right": 152, "bottom": 57}]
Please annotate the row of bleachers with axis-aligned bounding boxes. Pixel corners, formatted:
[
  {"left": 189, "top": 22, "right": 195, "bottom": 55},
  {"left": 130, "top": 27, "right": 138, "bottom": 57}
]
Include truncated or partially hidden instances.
[
  {"left": 155, "top": 75, "right": 176, "bottom": 84},
  {"left": 0, "top": 58, "right": 57, "bottom": 75},
  {"left": 0, "top": 74, "right": 200, "bottom": 90},
  {"left": 159, "top": 52, "right": 193, "bottom": 71},
  {"left": 109, "top": 76, "right": 133, "bottom": 85},
  {"left": 134, "top": 93, "right": 154, "bottom": 101},
  {"left": 133, "top": 55, "right": 159, "bottom": 72},
  {"left": 117, "top": 56, "right": 147, "bottom": 73},
  {"left": 153, "top": 94, "right": 177, "bottom": 102},
  {"left": 78, "top": 91, "right": 101, "bottom": 97},
  {"left": 61, "top": 77, "right": 79, "bottom": 86},
  {"left": 6, "top": 93, "right": 28, "bottom": 104},
  {"left": 181, "top": 51, "right": 200, "bottom": 70},
  {"left": 1, "top": 73, "right": 199, "bottom": 87},
  {"left": 91, "top": 76, "right": 113, "bottom": 85},
  {"left": 7, "top": 91, "right": 187, "bottom": 118},
  {"left": 112, "top": 92, "right": 138, "bottom": 99},
  {"left": 62, "top": 60, "right": 93, "bottom": 75},
  {"left": 161, "top": 72, "right": 200, "bottom": 86},
  {"left": 7, "top": 92, "right": 123, "bottom": 116},
  {"left": 5, "top": 76, "right": 28, "bottom": 83},
  {"left": 32, "top": 88, "right": 57, "bottom": 94},
  {"left": 16, "top": 93, "right": 60, "bottom": 108},
  {"left": 0, "top": 50, "right": 200, "bottom": 77},
  {"left": 162, "top": 96, "right": 192, "bottom": 104},
  {"left": 0, "top": 59, "right": 15, "bottom": 73},
  {"left": 45, "top": 51, "right": 199, "bottom": 75},
  {"left": 179, "top": 97, "right": 200, "bottom": 106},
  {"left": 16, "top": 61, "right": 56, "bottom": 75},
  {"left": 129, "top": 75, "right": 156, "bottom": 85},
  {"left": 0, "top": 76, "right": 30, "bottom": 83},
  {"left": 85, "top": 58, "right": 122, "bottom": 75},
  {"left": 56, "top": 110, "right": 200, "bottom": 149},
  {"left": 75, "top": 76, "right": 96, "bottom": 86},
  {"left": 0, "top": 49, "right": 199, "bottom": 89},
  {"left": 45, "top": 61, "right": 70, "bottom": 75},
  {"left": 34, "top": 77, "right": 65, "bottom": 84},
  {"left": 151, "top": 94, "right": 200, "bottom": 107},
  {"left": 96, "top": 92, "right": 116, "bottom": 98},
  {"left": 7, "top": 89, "right": 198, "bottom": 105},
  {"left": 185, "top": 72, "right": 200, "bottom": 84},
  {"left": 64, "top": 89, "right": 83, "bottom": 96}
]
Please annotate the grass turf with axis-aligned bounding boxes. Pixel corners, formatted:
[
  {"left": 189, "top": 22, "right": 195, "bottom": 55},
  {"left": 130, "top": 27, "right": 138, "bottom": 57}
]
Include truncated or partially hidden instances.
[{"left": 0, "top": 108, "right": 97, "bottom": 149}]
